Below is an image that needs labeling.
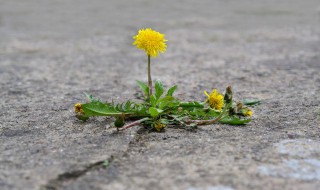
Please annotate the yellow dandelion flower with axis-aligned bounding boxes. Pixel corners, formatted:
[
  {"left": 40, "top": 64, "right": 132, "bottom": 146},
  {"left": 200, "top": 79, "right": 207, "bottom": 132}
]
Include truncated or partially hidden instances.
[
  {"left": 133, "top": 28, "right": 167, "bottom": 57},
  {"left": 242, "top": 108, "right": 253, "bottom": 117},
  {"left": 74, "top": 103, "right": 84, "bottom": 114},
  {"left": 204, "top": 89, "right": 224, "bottom": 110}
]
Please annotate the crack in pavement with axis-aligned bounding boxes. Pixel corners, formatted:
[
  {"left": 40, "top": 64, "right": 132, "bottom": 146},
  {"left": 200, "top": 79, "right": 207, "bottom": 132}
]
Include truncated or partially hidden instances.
[
  {"left": 40, "top": 157, "right": 113, "bottom": 190},
  {"left": 40, "top": 128, "right": 147, "bottom": 190}
]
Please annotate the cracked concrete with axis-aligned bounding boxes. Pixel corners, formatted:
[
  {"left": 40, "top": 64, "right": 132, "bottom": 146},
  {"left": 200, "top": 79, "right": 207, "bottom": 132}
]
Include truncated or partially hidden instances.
[{"left": 1, "top": 0, "right": 320, "bottom": 189}]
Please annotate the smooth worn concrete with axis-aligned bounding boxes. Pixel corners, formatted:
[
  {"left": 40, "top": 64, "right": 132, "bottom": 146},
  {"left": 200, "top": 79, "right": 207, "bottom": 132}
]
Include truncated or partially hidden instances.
[{"left": 0, "top": 0, "right": 320, "bottom": 189}]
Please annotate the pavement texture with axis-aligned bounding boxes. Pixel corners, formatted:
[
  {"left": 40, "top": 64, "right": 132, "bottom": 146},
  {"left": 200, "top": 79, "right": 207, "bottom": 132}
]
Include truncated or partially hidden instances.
[{"left": 0, "top": 0, "right": 320, "bottom": 190}]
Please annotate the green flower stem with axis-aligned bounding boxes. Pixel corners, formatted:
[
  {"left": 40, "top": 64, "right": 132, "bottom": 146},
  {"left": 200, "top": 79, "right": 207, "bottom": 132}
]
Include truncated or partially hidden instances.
[
  {"left": 118, "top": 118, "right": 149, "bottom": 131},
  {"left": 147, "top": 55, "right": 152, "bottom": 98}
]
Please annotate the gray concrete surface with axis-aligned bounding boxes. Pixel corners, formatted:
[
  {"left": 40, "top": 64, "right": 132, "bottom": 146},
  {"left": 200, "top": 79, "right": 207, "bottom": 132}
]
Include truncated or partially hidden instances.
[{"left": 0, "top": 0, "right": 320, "bottom": 189}]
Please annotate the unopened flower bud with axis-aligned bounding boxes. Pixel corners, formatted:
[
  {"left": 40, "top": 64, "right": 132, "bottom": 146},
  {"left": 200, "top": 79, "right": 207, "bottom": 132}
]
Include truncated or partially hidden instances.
[
  {"left": 224, "top": 86, "right": 233, "bottom": 104},
  {"left": 236, "top": 102, "right": 243, "bottom": 111},
  {"left": 114, "top": 114, "right": 125, "bottom": 128},
  {"left": 154, "top": 122, "right": 166, "bottom": 132}
]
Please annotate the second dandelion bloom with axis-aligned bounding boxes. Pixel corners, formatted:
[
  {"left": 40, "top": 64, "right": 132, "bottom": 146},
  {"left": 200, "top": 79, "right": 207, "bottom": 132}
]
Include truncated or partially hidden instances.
[
  {"left": 133, "top": 28, "right": 167, "bottom": 57},
  {"left": 204, "top": 89, "right": 225, "bottom": 110}
]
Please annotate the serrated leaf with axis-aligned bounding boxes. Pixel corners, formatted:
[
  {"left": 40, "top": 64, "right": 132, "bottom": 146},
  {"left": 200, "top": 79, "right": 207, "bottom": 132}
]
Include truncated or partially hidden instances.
[
  {"left": 133, "top": 104, "right": 148, "bottom": 116},
  {"left": 149, "top": 107, "right": 163, "bottom": 118},
  {"left": 242, "top": 99, "right": 261, "bottom": 106},
  {"left": 136, "top": 80, "right": 150, "bottom": 97},
  {"left": 155, "top": 80, "right": 164, "bottom": 99},
  {"left": 124, "top": 100, "right": 132, "bottom": 110},
  {"left": 166, "top": 85, "right": 177, "bottom": 96},
  {"left": 84, "top": 93, "right": 99, "bottom": 102},
  {"left": 219, "top": 116, "right": 251, "bottom": 125},
  {"left": 82, "top": 101, "right": 130, "bottom": 116}
]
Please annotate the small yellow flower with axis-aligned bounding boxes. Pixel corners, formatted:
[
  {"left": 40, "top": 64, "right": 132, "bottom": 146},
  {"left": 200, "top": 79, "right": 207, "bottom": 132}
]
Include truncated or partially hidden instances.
[
  {"left": 154, "top": 122, "right": 166, "bottom": 131},
  {"left": 133, "top": 28, "right": 167, "bottom": 57},
  {"left": 74, "top": 103, "right": 84, "bottom": 114},
  {"left": 244, "top": 108, "right": 253, "bottom": 117},
  {"left": 204, "top": 89, "right": 224, "bottom": 110}
]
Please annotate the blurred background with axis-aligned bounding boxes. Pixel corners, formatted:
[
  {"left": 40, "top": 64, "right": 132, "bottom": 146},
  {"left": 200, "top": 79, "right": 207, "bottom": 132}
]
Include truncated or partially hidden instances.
[
  {"left": 1, "top": 0, "right": 319, "bottom": 39},
  {"left": 1, "top": 0, "right": 319, "bottom": 56},
  {"left": 0, "top": 0, "right": 319, "bottom": 109},
  {"left": 1, "top": 0, "right": 319, "bottom": 97}
]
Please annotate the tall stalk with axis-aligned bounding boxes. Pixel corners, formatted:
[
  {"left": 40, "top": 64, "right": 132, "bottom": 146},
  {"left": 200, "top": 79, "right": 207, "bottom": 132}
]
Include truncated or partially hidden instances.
[{"left": 147, "top": 55, "right": 152, "bottom": 97}]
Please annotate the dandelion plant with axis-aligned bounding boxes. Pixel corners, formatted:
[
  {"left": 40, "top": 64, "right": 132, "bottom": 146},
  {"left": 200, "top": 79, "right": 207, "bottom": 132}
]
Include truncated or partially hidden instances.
[{"left": 74, "top": 28, "right": 257, "bottom": 131}]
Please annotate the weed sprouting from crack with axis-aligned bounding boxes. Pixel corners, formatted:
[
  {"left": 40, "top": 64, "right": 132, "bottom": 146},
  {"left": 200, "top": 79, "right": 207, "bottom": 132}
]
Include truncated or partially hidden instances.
[{"left": 74, "top": 28, "right": 259, "bottom": 132}]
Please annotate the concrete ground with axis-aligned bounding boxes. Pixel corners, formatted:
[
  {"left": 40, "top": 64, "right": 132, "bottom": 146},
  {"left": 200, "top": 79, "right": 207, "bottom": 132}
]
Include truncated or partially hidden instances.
[{"left": 0, "top": 0, "right": 320, "bottom": 189}]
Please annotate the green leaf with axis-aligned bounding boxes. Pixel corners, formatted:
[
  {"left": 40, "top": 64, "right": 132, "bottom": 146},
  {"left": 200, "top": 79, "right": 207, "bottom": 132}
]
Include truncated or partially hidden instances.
[
  {"left": 157, "top": 96, "right": 177, "bottom": 109},
  {"left": 136, "top": 80, "right": 149, "bottom": 97},
  {"left": 75, "top": 115, "right": 89, "bottom": 121},
  {"left": 124, "top": 100, "right": 131, "bottom": 110},
  {"left": 103, "top": 160, "right": 109, "bottom": 168},
  {"left": 242, "top": 99, "right": 261, "bottom": 106},
  {"left": 219, "top": 116, "right": 251, "bottom": 125},
  {"left": 150, "top": 95, "right": 157, "bottom": 107},
  {"left": 132, "top": 104, "right": 148, "bottom": 116},
  {"left": 159, "top": 118, "right": 170, "bottom": 124},
  {"left": 158, "top": 96, "right": 175, "bottom": 103},
  {"left": 149, "top": 107, "right": 163, "bottom": 118},
  {"left": 84, "top": 93, "right": 99, "bottom": 102},
  {"left": 82, "top": 101, "right": 129, "bottom": 116},
  {"left": 179, "top": 101, "right": 204, "bottom": 108},
  {"left": 166, "top": 85, "right": 177, "bottom": 96},
  {"left": 155, "top": 80, "right": 164, "bottom": 99}
]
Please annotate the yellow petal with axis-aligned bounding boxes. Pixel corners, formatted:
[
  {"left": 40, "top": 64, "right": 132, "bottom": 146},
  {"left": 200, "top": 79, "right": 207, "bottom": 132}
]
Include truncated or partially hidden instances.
[{"left": 211, "top": 89, "right": 217, "bottom": 94}]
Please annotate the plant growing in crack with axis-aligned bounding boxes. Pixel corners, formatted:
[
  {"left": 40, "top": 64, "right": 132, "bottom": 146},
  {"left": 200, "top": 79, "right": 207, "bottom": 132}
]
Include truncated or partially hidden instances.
[{"left": 74, "top": 28, "right": 259, "bottom": 131}]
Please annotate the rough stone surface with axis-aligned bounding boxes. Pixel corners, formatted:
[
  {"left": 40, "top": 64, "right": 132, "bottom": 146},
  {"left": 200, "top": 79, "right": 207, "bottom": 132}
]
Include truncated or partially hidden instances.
[{"left": 0, "top": 0, "right": 320, "bottom": 190}]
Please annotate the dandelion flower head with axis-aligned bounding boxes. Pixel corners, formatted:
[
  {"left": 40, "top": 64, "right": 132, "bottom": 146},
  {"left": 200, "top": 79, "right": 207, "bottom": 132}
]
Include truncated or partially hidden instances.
[
  {"left": 204, "top": 89, "right": 224, "bottom": 110},
  {"left": 133, "top": 28, "right": 167, "bottom": 57}
]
